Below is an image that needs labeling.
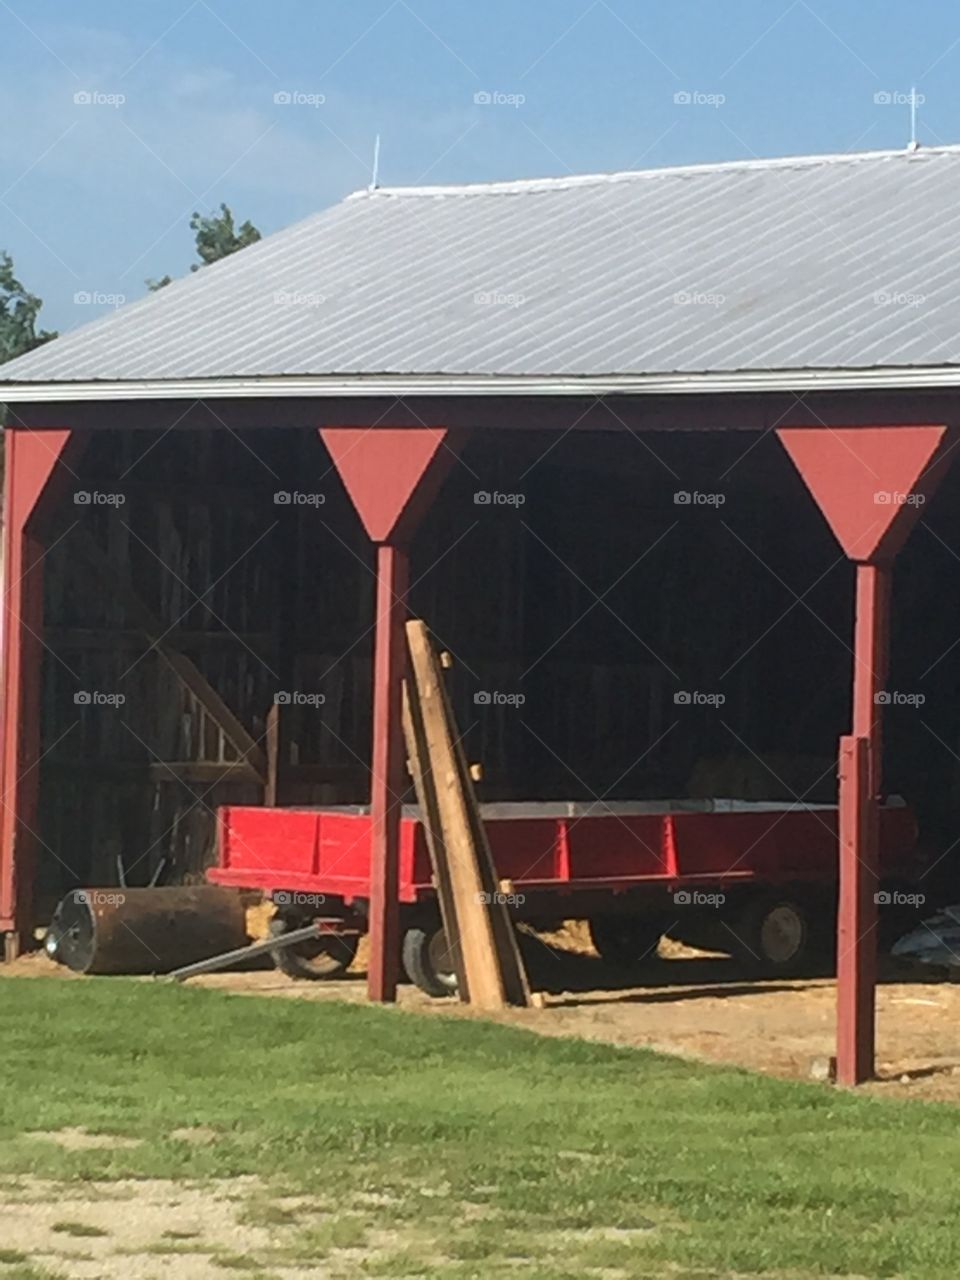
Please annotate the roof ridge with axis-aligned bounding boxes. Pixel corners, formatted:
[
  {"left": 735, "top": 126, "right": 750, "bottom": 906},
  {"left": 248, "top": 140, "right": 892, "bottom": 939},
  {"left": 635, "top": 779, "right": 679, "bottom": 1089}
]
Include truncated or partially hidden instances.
[{"left": 350, "top": 143, "right": 960, "bottom": 199}]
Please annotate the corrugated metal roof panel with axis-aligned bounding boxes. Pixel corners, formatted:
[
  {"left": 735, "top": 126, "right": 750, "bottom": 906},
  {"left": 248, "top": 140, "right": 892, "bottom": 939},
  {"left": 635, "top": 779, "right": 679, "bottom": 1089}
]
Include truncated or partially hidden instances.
[{"left": 5, "top": 145, "right": 960, "bottom": 391}]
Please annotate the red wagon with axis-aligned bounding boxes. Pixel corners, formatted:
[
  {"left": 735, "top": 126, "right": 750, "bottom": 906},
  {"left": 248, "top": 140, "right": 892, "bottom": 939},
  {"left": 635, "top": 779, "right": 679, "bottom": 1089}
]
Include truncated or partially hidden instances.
[{"left": 208, "top": 798, "right": 924, "bottom": 994}]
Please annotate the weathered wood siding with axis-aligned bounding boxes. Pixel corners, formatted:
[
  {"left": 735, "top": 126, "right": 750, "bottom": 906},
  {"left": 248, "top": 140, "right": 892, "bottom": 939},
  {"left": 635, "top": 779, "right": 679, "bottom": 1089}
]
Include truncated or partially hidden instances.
[{"left": 33, "top": 425, "right": 960, "bottom": 912}]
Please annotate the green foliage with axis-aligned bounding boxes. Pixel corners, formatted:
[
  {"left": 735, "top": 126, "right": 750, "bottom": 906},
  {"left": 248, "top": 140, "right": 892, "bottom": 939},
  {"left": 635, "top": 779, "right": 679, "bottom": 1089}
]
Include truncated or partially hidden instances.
[
  {"left": 148, "top": 204, "right": 261, "bottom": 291},
  {"left": 190, "top": 204, "right": 261, "bottom": 270},
  {"left": 0, "top": 252, "right": 56, "bottom": 365}
]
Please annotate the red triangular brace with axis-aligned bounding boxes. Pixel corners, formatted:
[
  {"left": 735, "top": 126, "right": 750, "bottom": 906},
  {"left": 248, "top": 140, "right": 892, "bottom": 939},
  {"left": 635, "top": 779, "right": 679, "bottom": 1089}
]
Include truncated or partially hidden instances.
[
  {"left": 320, "top": 427, "right": 454, "bottom": 543},
  {"left": 778, "top": 425, "right": 950, "bottom": 562}
]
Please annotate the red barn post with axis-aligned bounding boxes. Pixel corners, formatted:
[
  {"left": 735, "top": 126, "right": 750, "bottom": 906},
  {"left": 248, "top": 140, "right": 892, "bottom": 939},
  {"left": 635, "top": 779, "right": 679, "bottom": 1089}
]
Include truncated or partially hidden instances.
[
  {"left": 320, "top": 427, "right": 460, "bottom": 1001},
  {"left": 0, "top": 427, "right": 79, "bottom": 958},
  {"left": 778, "top": 425, "right": 954, "bottom": 1084}
]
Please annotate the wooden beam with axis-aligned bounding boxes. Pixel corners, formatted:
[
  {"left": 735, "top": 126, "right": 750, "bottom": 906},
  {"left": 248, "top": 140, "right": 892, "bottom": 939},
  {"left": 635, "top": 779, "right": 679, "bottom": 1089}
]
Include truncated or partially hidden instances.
[
  {"left": 402, "top": 679, "right": 469, "bottom": 1001},
  {"left": 405, "top": 619, "right": 530, "bottom": 1010},
  {"left": 67, "top": 527, "right": 267, "bottom": 780}
]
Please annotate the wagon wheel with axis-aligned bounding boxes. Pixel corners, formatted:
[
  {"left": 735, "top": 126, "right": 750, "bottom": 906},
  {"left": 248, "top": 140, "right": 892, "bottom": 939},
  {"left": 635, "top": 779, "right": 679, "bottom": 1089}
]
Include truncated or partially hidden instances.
[
  {"left": 589, "top": 916, "right": 664, "bottom": 969},
  {"left": 268, "top": 916, "right": 358, "bottom": 980},
  {"left": 402, "top": 925, "right": 459, "bottom": 997},
  {"left": 733, "top": 896, "right": 811, "bottom": 975}
]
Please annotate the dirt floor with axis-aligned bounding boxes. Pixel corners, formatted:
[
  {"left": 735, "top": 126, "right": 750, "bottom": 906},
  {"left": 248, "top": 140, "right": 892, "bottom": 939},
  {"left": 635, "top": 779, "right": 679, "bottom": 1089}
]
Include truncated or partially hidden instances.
[{"left": 8, "top": 925, "right": 960, "bottom": 1103}]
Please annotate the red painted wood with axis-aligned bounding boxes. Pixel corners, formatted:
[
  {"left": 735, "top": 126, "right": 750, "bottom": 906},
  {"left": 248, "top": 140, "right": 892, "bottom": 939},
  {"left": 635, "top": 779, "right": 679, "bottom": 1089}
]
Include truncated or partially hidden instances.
[
  {"left": 777, "top": 425, "right": 941, "bottom": 1085},
  {"left": 319, "top": 427, "right": 456, "bottom": 543},
  {"left": 834, "top": 566, "right": 890, "bottom": 1085},
  {"left": 320, "top": 425, "right": 461, "bottom": 1001},
  {"left": 367, "top": 543, "right": 409, "bottom": 1001},
  {"left": 209, "top": 802, "right": 920, "bottom": 899},
  {"left": 0, "top": 428, "right": 74, "bottom": 942},
  {"left": 777, "top": 425, "right": 949, "bottom": 561},
  {"left": 836, "top": 735, "right": 875, "bottom": 1086}
]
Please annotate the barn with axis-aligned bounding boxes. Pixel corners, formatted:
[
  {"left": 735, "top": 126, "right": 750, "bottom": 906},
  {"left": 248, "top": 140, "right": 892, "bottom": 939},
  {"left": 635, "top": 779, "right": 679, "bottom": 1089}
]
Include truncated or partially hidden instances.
[{"left": 3, "top": 143, "right": 960, "bottom": 1084}]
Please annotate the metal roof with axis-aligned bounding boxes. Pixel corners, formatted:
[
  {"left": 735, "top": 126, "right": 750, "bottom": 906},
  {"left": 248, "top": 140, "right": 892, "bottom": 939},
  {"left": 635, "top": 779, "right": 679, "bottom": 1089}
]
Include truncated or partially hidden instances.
[{"left": 6, "top": 144, "right": 960, "bottom": 401}]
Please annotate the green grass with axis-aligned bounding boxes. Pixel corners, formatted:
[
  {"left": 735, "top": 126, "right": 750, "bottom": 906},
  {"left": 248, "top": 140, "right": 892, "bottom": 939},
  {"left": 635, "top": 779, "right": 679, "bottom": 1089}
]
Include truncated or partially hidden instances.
[{"left": 1, "top": 977, "right": 960, "bottom": 1277}]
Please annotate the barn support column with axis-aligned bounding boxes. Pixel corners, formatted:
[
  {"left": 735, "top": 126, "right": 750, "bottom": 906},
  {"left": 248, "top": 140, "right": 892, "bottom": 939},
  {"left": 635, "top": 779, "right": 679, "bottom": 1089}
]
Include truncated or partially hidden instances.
[
  {"left": 778, "top": 424, "right": 954, "bottom": 1084},
  {"left": 319, "top": 427, "right": 460, "bottom": 1001},
  {"left": 1, "top": 427, "right": 81, "bottom": 958}
]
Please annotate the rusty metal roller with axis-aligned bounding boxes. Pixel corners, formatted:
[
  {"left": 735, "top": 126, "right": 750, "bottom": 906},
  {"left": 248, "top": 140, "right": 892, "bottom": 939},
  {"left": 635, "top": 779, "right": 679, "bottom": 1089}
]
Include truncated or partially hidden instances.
[{"left": 46, "top": 886, "right": 247, "bottom": 975}]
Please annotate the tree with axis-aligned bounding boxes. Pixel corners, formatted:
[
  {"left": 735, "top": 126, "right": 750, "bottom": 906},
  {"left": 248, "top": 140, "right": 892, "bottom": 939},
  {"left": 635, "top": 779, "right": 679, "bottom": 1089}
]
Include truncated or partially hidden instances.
[
  {"left": 147, "top": 204, "right": 261, "bottom": 291},
  {"left": 0, "top": 252, "right": 56, "bottom": 365}
]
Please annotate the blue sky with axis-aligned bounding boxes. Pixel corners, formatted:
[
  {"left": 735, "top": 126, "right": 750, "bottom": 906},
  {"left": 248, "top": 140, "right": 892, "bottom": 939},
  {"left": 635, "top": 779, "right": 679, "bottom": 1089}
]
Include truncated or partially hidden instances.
[{"left": 2, "top": 0, "right": 957, "bottom": 331}]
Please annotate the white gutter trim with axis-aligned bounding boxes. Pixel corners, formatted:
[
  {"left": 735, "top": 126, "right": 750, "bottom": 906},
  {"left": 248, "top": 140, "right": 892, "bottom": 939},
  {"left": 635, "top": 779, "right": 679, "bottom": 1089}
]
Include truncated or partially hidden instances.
[{"left": 4, "top": 367, "right": 960, "bottom": 403}]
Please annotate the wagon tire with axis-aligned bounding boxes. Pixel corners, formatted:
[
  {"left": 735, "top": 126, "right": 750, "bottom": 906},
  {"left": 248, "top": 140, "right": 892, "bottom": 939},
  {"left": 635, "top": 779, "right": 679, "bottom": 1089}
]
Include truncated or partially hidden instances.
[
  {"left": 589, "top": 916, "right": 663, "bottom": 970},
  {"left": 402, "top": 925, "right": 458, "bottom": 998},
  {"left": 733, "top": 896, "right": 811, "bottom": 975},
  {"left": 268, "top": 916, "right": 358, "bottom": 980}
]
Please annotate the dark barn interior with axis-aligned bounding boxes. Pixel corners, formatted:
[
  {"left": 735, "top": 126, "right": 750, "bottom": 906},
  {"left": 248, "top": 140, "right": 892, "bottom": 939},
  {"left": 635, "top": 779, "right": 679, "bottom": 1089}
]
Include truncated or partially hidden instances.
[{"left": 32, "top": 424, "right": 960, "bottom": 921}]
